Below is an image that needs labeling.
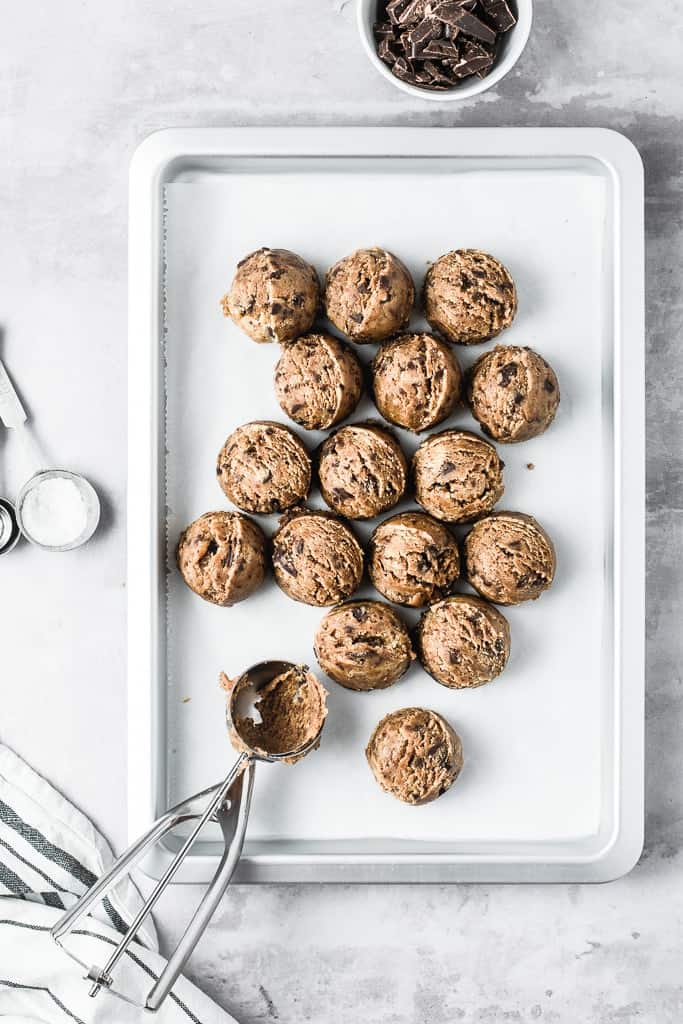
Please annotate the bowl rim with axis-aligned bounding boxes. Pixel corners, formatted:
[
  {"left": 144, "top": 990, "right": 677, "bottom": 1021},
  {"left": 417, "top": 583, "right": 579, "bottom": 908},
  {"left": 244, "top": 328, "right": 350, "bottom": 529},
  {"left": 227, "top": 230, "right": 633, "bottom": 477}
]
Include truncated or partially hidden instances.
[{"left": 356, "top": 0, "right": 533, "bottom": 102}]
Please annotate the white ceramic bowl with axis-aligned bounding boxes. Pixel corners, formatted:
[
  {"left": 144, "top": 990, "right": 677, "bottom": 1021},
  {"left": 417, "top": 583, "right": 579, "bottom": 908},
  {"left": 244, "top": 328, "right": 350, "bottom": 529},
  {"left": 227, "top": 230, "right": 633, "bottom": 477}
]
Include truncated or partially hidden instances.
[{"left": 357, "top": 0, "right": 533, "bottom": 102}]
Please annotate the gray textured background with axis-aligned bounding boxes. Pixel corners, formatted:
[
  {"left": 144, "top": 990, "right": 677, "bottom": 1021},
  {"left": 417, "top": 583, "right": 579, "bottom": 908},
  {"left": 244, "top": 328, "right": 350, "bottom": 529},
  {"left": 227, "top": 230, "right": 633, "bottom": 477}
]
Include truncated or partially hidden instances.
[{"left": 1, "top": 1, "right": 681, "bottom": 1021}]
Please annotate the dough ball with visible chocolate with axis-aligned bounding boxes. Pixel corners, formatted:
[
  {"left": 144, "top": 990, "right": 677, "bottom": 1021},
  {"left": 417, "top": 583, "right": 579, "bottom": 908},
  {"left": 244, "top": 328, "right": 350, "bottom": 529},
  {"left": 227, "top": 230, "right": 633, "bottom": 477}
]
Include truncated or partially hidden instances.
[
  {"left": 274, "top": 332, "right": 363, "bottom": 431},
  {"left": 417, "top": 594, "right": 510, "bottom": 689},
  {"left": 464, "top": 511, "right": 556, "bottom": 605},
  {"left": 221, "top": 247, "right": 319, "bottom": 344},
  {"left": 467, "top": 345, "right": 560, "bottom": 443},
  {"left": 177, "top": 511, "right": 267, "bottom": 607},
  {"left": 324, "top": 248, "right": 414, "bottom": 343},
  {"left": 368, "top": 511, "right": 460, "bottom": 608},
  {"left": 318, "top": 422, "right": 407, "bottom": 520},
  {"left": 366, "top": 707, "right": 463, "bottom": 805},
  {"left": 424, "top": 249, "right": 517, "bottom": 345},
  {"left": 314, "top": 600, "right": 415, "bottom": 691},
  {"left": 272, "top": 509, "right": 364, "bottom": 607},
  {"left": 371, "top": 332, "right": 462, "bottom": 433},
  {"left": 412, "top": 429, "right": 504, "bottom": 523},
  {"left": 223, "top": 664, "right": 327, "bottom": 765},
  {"left": 217, "top": 421, "right": 311, "bottom": 514}
]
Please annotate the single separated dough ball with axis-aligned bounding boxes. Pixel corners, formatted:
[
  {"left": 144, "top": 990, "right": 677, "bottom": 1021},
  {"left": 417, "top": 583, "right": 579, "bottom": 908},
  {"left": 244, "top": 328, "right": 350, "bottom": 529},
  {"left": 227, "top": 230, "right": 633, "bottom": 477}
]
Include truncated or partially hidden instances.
[
  {"left": 272, "top": 509, "right": 364, "bottom": 607},
  {"left": 314, "top": 600, "right": 415, "bottom": 691},
  {"left": 217, "top": 421, "right": 311, "bottom": 514},
  {"left": 417, "top": 594, "right": 511, "bottom": 689},
  {"left": 424, "top": 249, "right": 517, "bottom": 345},
  {"left": 366, "top": 707, "right": 463, "bottom": 805},
  {"left": 274, "top": 332, "right": 363, "bottom": 431},
  {"left": 221, "top": 247, "right": 319, "bottom": 344},
  {"left": 368, "top": 511, "right": 460, "bottom": 608},
  {"left": 324, "top": 248, "right": 414, "bottom": 343},
  {"left": 223, "top": 664, "right": 327, "bottom": 765},
  {"left": 467, "top": 345, "right": 560, "bottom": 443},
  {"left": 412, "top": 429, "right": 504, "bottom": 523},
  {"left": 318, "top": 422, "right": 408, "bottom": 520},
  {"left": 371, "top": 332, "right": 463, "bottom": 433},
  {"left": 464, "top": 511, "right": 556, "bottom": 605},
  {"left": 177, "top": 511, "right": 267, "bottom": 607}
]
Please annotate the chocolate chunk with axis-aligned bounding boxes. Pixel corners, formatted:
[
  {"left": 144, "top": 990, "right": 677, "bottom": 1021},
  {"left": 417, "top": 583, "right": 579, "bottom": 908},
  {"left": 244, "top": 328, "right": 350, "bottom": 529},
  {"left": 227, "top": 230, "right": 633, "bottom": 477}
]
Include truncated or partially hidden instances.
[
  {"left": 479, "top": 0, "right": 516, "bottom": 32},
  {"left": 378, "top": 37, "right": 399, "bottom": 63},
  {"left": 407, "top": 15, "right": 441, "bottom": 47},
  {"left": 436, "top": 6, "right": 497, "bottom": 43},
  {"left": 421, "top": 37, "right": 460, "bottom": 58},
  {"left": 498, "top": 361, "right": 518, "bottom": 385},
  {"left": 397, "top": 0, "right": 432, "bottom": 24},
  {"left": 374, "top": 20, "right": 395, "bottom": 37},
  {"left": 386, "top": 0, "right": 413, "bottom": 24}
]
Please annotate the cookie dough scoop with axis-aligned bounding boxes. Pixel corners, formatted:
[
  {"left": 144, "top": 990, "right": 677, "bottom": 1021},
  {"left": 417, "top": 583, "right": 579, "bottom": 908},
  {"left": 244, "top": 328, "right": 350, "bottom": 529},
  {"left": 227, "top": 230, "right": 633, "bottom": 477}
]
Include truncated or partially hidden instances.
[
  {"left": 366, "top": 707, "right": 463, "bottom": 805},
  {"left": 52, "top": 660, "right": 327, "bottom": 1011},
  {"left": 424, "top": 249, "right": 517, "bottom": 345},
  {"left": 368, "top": 511, "right": 460, "bottom": 608},
  {"left": 324, "top": 247, "right": 414, "bottom": 343},
  {"left": 318, "top": 422, "right": 408, "bottom": 520},
  {"left": 371, "top": 332, "right": 463, "bottom": 433},
  {"left": 464, "top": 511, "right": 556, "bottom": 605},
  {"left": 467, "top": 345, "right": 560, "bottom": 443},
  {"left": 221, "top": 247, "right": 319, "bottom": 344},
  {"left": 272, "top": 508, "right": 364, "bottom": 606},
  {"left": 274, "top": 332, "right": 363, "bottom": 431}
]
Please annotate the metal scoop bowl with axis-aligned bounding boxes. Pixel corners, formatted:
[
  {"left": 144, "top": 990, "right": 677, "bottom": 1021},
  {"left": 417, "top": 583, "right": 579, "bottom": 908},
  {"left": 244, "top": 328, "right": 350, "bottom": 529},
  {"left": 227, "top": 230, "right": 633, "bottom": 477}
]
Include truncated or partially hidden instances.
[{"left": 51, "top": 660, "right": 327, "bottom": 1011}]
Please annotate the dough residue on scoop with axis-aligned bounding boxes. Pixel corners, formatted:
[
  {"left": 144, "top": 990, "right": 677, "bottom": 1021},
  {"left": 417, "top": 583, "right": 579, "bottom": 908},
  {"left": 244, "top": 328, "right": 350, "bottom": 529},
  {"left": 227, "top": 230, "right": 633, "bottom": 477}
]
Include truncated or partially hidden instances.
[{"left": 223, "top": 665, "right": 328, "bottom": 764}]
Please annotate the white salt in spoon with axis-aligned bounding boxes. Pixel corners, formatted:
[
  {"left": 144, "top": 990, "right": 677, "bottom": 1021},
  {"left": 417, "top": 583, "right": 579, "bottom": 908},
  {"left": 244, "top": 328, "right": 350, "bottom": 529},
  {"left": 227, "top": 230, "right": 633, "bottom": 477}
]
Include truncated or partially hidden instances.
[{"left": 0, "top": 356, "right": 100, "bottom": 552}]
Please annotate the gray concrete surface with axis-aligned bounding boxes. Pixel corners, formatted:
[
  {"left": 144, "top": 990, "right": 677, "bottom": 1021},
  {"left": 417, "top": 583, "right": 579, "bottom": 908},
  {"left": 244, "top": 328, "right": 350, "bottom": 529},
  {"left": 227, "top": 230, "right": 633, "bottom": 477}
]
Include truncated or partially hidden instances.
[{"left": 1, "top": 1, "right": 681, "bottom": 1021}]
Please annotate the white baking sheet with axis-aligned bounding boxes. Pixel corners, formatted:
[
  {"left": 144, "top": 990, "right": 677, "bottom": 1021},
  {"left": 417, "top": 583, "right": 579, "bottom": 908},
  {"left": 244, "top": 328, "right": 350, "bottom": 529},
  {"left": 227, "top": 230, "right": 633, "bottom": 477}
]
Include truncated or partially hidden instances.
[{"left": 163, "top": 164, "right": 608, "bottom": 846}]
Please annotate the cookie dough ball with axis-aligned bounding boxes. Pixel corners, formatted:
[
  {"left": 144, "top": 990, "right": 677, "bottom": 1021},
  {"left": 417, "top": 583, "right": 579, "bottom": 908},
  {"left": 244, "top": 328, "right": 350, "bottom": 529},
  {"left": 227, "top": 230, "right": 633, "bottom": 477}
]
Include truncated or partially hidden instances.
[
  {"left": 412, "top": 429, "right": 504, "bottom": 523},
  {"left": 221, "top": 247, "right": 319, "bottom": 344},
  {"left": 424, "top": 249, "right": 517, "bottom": 345},
  {"left": 467, "top": 345, "right": 560, "bottom": 443},
  {"left": 177, "top": 511, "right": 267, "bottom": 607},
  {"left": 223, "top": 664, "right": 327, "bottom": 765},
  {"left": 274, "top": 332, "right": 363, "bottom": 431},
  {"left": 217, "top": 421, "right": 311, "bottom": 514},
  {"left": 366, "top": 707, "right": 463, "bottom": 805},
  {"left": 371, "top": 333, "right": 463, "bottom": 433},
  {"left": 314, "top": 600, "right": 415, "bottom": 691},
  {"left": 318, "top": 423, "right": 408, "bottom": 520},
  {"left": 417, "top": 595, "right": 510, "bottom": 689},
  {"left": 464, "top": 511, "right": 556, "bottom": 605},
  {"left": 272, "top": 509, "right": 364, "bottom": 607},
  {"left": 324, "top": 248, "right": 414, "bottom": 343},
  {"left": 368, "top": 512, "right": 460, "bottom": 608}
]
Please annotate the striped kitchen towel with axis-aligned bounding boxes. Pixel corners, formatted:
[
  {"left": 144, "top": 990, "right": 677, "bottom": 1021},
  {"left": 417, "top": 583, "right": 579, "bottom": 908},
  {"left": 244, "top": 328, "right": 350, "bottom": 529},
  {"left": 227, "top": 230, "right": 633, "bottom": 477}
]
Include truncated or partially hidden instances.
[{"left": 0, "top": 744, "right": 237, "bottom": 1024}]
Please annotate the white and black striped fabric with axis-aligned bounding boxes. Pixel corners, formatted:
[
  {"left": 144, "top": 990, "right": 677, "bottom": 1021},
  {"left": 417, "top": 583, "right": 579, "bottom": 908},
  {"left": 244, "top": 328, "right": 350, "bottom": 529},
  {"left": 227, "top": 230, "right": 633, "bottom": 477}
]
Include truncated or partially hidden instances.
[{"left": 0, "top": 744, "right": 237, "bottom": 1024}]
